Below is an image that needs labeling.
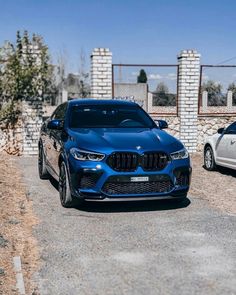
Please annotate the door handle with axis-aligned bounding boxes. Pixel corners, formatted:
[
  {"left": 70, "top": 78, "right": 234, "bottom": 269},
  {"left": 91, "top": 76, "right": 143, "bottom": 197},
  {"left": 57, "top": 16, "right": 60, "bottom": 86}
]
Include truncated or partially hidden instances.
[{"left": 231, "top": 140, "right": 236, "bottom": 145}]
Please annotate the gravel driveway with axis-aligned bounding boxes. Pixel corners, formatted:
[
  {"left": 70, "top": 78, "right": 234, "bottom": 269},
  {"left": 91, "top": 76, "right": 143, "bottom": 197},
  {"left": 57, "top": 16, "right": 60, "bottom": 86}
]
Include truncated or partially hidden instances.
[{"left": 18, "top": 156, "right": 236, "bottom": 295}]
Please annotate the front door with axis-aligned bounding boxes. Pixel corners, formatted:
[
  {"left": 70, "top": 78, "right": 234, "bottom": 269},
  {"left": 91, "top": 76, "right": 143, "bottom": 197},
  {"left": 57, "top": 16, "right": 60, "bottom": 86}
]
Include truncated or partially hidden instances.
[{"left": 224, "top": 122, "right": 236, "bottom": 169}]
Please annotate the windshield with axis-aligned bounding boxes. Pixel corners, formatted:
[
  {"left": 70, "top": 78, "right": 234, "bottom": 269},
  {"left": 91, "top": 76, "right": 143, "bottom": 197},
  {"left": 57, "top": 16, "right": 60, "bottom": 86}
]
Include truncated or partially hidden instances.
[{"left": 69, "top": 105, "right": 155, "bottom": 129}]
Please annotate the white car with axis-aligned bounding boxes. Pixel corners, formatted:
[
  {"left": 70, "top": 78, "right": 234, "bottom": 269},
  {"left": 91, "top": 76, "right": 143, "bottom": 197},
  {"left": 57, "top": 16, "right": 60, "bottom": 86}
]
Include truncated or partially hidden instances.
[{"left": 204, "top": 121, "right": 236, "bottom": 171}]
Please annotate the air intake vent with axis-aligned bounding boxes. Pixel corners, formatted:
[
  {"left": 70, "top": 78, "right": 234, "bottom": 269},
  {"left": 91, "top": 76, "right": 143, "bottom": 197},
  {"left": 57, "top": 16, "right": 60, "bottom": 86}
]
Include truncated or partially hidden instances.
[{"left": 102, "top": 175, "right": 173, "bottom": 195}]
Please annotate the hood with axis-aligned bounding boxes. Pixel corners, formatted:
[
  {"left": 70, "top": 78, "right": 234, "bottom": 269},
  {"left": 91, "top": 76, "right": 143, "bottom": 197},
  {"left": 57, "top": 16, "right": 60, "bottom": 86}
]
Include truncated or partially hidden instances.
[{"left": 68, "top": 127, "right": 184, "bottom": 154}]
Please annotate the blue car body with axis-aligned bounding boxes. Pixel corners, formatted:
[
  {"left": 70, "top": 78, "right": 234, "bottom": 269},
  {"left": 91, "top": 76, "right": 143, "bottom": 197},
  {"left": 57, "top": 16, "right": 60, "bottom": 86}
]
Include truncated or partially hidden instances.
[{"left": 39, "top": 99, "right": 191, "bottom": 204}]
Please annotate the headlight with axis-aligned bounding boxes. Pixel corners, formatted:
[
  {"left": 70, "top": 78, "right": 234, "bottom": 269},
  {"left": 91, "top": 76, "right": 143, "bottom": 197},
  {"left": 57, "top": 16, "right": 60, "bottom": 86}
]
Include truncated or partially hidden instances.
[
  {"left": 170, "top": 148, "right": 189, "bottom": 160},
  {"left": 70, "top": 148, "right": 105, "bottom": 161}
]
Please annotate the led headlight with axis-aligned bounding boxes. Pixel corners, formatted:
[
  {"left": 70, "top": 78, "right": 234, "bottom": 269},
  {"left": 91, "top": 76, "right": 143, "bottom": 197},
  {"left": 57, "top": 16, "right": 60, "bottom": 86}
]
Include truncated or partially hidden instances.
[
  {"left": 170, "top": 148, "right": 189, "bottom": 160},
  {"left": 70, "top": 148, "right": 105, "bottom": 161}
]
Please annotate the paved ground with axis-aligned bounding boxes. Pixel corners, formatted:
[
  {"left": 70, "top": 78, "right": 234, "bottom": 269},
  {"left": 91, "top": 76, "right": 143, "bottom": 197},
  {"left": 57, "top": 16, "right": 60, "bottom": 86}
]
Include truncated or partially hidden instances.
[{"left": 19, "top": 157, "right": 236, "bottom": 295}]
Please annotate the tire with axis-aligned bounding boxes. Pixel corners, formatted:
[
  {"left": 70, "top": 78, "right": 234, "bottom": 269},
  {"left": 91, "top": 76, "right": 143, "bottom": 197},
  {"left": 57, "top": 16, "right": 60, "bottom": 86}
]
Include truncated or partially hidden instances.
[
  {"left": 204, "top": 146, "right": 216, "bottom": 171},
  {"left": 38, "top": 145, "right": 50, "bottom": 179},
  {"left": 59, "top": 161, "right": 83, "bottom": 208}
]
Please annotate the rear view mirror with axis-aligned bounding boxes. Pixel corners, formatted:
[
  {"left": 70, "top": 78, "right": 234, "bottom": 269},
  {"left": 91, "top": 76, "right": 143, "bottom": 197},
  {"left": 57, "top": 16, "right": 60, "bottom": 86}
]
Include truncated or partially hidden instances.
[
  {"left": 217, "top": 127, "right": 224, "bottom": 134},
  {"left": 156, "top": 120, "right": 168, "bottom": 129},
  {"left": 47, "top": 119, "right": 63, "bottom": 130}
]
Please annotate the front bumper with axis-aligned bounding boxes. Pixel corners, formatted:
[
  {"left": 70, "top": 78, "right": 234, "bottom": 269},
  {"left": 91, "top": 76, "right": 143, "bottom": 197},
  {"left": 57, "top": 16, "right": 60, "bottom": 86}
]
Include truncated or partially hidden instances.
[{"left": 67, "top": 155, "right": 191, "bottom": 202}]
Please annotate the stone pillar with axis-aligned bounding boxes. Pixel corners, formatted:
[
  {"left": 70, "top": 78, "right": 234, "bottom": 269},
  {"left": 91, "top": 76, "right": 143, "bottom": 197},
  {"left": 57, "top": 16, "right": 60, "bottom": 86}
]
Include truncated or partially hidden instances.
[
  {"left": 22, "top": 99, "right": 43, "bottom": 155},
  {"left": 177, "top": 50, "right": 201, "bottom": 153},
  {"left": 147, "top": 92, "right": 153, "bottom": 113},
  {"left": 202, "top": 90, "right": 208, "bottom": 112},
  {"left": 90, "top": 48, "right": 112, "bottom": 99},
  {"left": 227, "top": 91, "right": 233, "bottom": 110},
  {"left": 62, "top": 88, "right": 68, "bottom": 102}
]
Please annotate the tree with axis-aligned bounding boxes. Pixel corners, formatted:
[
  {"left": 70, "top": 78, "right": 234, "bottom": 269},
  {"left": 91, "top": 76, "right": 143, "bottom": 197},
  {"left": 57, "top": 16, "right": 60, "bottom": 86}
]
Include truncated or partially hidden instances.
[
  {"left": 0, "top": 30, "right": 56, "bottom": 103},
  {"left": 156, "top": 82, "right": 169, "bottom": 94},
  {"left": 137, "top": 69, "right": 147, "bottom": 83},
  {"left": 201, "top": 80, "right": 226, "bottom": 106},
  {"left": 77, "top": 48, "right": 90, "bottom": 98},
  {"left": 152, "top": 82, "right": 176, "bottom": 106}
]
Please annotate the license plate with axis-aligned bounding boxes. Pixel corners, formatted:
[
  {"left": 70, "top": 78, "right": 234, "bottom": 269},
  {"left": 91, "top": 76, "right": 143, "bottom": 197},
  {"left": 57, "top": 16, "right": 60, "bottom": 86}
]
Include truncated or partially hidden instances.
[{"left": 130, "top": 176, "right": 149, "bottom": 182}]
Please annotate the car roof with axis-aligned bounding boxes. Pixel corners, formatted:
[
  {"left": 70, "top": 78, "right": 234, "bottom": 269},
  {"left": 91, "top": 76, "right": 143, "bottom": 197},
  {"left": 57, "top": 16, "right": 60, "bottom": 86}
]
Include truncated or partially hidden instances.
[{"left": 68, "top": 99, "right": 138, "bottom": 107}]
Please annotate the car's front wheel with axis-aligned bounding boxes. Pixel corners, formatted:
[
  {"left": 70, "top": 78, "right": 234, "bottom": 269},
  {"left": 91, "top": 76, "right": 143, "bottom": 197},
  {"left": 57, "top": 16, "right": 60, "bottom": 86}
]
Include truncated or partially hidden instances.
[
  {"left": 59, "top": 161, "right": 83, "bottom": 208},
  {"left": 204, "top": 146, "right": 216, "bottom": 171}
]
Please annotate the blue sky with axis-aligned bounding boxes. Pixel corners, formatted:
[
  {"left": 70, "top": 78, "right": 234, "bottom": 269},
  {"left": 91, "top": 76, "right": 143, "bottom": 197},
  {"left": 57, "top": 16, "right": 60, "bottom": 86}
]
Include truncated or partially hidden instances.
[{"left": 1, "top": 0, "right": 236, "bottom": 84}]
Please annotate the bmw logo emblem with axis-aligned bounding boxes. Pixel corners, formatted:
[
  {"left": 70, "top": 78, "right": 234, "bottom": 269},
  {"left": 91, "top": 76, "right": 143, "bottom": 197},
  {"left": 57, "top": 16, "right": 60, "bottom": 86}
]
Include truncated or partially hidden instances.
[{"left": 136, "top": 146, "right": 142, "bottom": 150}]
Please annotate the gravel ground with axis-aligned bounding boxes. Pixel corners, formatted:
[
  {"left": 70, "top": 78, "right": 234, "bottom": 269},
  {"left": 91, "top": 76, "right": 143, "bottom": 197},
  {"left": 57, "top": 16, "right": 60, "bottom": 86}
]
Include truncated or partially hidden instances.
[
  {"left": 0, "top": 155, "right": 39, "bottom": 295},
  {"left": 17, "top": 155, "right": 236, "bottom": 295},
  {"left": 190, "top": 153, "right": 236, "bottom": 215}
]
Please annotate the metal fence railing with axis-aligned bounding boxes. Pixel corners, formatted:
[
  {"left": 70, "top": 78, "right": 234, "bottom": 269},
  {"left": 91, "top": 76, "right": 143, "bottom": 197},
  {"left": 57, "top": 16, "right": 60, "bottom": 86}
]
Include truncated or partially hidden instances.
[
  {"left": 112, "top": 64, "right": 179, "bottom": 115},
  {"left": 198, "top": 65, "right": 236, "bottom": 115}
]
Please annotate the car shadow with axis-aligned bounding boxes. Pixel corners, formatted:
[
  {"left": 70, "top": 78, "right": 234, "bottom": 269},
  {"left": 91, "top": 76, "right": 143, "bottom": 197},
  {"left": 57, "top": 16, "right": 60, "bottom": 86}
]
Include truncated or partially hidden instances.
[
  {"left": 216, "top": 166, "right": 236, "bottom": 177},
  {"left": 77, "top": 198, "right": 191, "bottom": 213},
  {"left": 49, "top": 176, "right": 191, "bottom": 213},
  {"left": 203, "top": 165, "right": 236, "bottom": 178}
]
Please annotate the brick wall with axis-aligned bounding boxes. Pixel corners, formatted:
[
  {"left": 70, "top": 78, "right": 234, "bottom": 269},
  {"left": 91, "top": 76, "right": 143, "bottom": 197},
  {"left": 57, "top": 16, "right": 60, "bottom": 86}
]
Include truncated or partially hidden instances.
[
  {"left": 90, "top": 48, "right": 112, "bottom": 98},
  {"left": 177, "top": 50, "right": 201, "bottom": 152}
]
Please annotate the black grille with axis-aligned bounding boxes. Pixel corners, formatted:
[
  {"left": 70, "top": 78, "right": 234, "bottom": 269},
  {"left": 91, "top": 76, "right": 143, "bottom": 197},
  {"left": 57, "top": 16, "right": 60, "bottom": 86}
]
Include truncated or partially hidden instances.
[
  {"left": 79, "top": 173, "right": 102, "bottom": 189},
  {"left": 142, "top": 152, "right": 168, "bottom": 171},
  {"left": 107, "top": 152, "right": 169, "bottom": 172},
  {"left": 107, "top": 152, "right": 138, "bottom": 172},
  {"left": 102, "top": 175, "right": 173, "bottom": 196}
]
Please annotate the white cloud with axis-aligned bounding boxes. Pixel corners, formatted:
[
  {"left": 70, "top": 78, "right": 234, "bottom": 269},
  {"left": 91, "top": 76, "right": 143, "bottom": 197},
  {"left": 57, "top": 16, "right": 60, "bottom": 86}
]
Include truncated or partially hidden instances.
[
  {"left": 202, "top": 74, "right": 209, "bottom": 80},
  {"left": 148, "top": 74, "right": 162, "bottom": 80},
  {"left": 131, "top": 71, "right": 139, "bottom": 76},
  {"left": 166, "top": 73, "right": 177, "bottom": 80}
]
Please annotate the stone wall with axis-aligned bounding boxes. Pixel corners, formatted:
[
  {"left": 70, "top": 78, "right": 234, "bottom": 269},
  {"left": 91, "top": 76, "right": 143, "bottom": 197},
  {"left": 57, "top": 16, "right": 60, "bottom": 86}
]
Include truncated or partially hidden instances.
[
  {"left": 0, "top": 99, "right": 43, "bottom": 156},
  {"left": 21, "top": 99, "right": 43, "bottom": 155},
  {"left": 197, "top": 115, "right": 236, "bottom": 151},
  {"left": 0, "top": 120, "right": 23, "bottom": 155},
  {"left": 151, "top": 114, "right": 180, "bottom": 138},
  {"left": 90, "top": 48, "right": 112, "bottom": 98}
]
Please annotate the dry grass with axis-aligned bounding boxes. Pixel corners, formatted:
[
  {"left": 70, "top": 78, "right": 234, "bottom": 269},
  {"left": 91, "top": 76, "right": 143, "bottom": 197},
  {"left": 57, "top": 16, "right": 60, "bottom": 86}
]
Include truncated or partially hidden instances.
[
  {"left": 0, "top": 154, "right": 40, "bottom": 295},
  {"left": 190, "top": 153, "right": 236, "bottom": 215}
]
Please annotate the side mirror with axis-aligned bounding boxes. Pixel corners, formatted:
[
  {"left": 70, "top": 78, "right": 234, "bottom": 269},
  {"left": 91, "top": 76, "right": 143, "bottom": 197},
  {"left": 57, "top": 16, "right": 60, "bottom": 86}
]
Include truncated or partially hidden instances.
[
  {"left": 217, "top": 127, "right": 224, "bottom": 134},
  {"left": 47, "top": 119, "right": 63, "bottom": 130},
  {"left": 157, "top": 119, "right": 168, "bottom": 129}
]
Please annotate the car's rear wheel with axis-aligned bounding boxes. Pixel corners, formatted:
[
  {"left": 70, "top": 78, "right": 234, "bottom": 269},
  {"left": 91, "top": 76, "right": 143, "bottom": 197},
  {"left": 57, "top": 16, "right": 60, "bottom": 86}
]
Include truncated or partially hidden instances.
[
  {"left": 59, "top": 161, "right": 83, "bottom": 208},
  {"left": 38, "top": 145, "right": 50, "bottom": 179},
  {"left": 204, "top": 146, "right": 216, "bottom": 171}
]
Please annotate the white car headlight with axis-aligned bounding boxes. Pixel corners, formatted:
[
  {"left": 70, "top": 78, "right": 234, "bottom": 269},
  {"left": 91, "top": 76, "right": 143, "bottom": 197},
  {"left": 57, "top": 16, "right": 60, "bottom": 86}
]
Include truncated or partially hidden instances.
[
  {"left": 70, "top": 148, "right": 105, "bottom": 161},
  {"left": 170, "top": 148, "right": 189, "bottom": 160}
]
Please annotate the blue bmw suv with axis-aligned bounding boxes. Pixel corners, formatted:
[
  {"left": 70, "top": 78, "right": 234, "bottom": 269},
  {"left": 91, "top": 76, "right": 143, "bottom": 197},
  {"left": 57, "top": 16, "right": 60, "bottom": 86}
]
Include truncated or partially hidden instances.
[{"left": 38, "top": 99, "right": 191, "bottom": 207}]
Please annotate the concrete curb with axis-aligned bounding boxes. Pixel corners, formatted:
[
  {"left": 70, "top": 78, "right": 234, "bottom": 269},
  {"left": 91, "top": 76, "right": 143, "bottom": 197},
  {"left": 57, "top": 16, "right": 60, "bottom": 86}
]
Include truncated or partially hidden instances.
[{"left": 13, "top": 256, "right": 26, "bottom": 295}]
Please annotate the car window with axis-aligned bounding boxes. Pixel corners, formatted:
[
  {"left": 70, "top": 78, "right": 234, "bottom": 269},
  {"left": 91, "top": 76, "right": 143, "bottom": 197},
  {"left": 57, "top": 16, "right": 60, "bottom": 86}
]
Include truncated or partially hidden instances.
[
  {"left": 225, "top": 122, "right": 236, "bottom": 135},
  {"left": 51, "top": 103, "right": 67, "bottom": 120},
  {"left": 69, "top": 105, "right": 155, "bottom": 129}
]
